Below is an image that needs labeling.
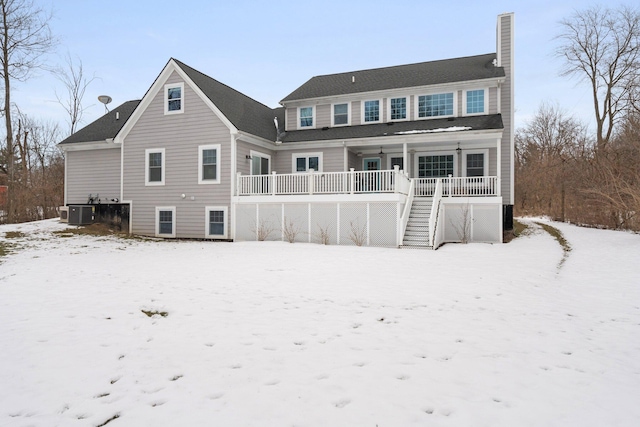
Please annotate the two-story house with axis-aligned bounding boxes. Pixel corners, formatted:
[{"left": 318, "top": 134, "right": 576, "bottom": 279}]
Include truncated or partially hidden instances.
[{"left": 59, "top": 13, "right": 514, "bottom": 249}]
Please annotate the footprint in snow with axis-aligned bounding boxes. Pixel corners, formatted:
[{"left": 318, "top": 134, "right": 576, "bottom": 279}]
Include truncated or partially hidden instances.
[
  {"left": 264, "top": 379, "right": 280, "bottom": 386},
  {"left": 208, "top": 393, "right": 224, "bottom": 400},
  {"left": 333, "top": 399, "right": 351, "bottom": 408}
]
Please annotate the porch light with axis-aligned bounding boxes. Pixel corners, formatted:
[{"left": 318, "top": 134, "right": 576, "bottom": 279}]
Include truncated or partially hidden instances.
[
  {"left": 245, "top": 155, "right": 252, "bottom": 160},
  {"left": 379, "top": 147, "right": 384, "bottom": 155},
  {"left": 456, "top": 143, "right": 461, "bottom": 154}
]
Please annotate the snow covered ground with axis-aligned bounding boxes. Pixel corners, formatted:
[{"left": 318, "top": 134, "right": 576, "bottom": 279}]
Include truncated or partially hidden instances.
[{"left": 0, "top": 219, "right": 638, "bottom": 426}]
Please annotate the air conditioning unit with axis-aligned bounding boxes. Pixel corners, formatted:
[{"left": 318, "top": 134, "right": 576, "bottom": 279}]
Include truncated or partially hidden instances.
[
  {"left": 59, "top": 206, "right": 69, "bottom": 223},
  {"left": 68, "top": 205, "right": 95, "bottom": 225}
]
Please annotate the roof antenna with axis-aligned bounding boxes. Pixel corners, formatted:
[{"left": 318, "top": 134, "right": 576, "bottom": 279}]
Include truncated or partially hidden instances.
[{"left": 98, "top": 95, "right": 112, "bottom": 114}]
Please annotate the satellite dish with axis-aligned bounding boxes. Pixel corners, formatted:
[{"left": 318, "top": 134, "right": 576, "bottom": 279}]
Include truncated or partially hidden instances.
[{"left": 98, "top": 95, "right": 112, "bottom": 113}]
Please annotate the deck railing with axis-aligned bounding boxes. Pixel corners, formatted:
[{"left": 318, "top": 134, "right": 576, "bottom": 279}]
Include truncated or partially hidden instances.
[
  {"left": 237, "top": 171, "right": 499, "bottom": 197},
  {"left": 414, "top": 176, "right": 500, "bottom": 197},
  {"left": 237, "top": 167, "right": 411, "bottom": 196}
]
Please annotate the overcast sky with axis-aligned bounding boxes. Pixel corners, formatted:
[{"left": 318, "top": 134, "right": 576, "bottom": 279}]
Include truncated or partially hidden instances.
[{"left": 14, "top": 0, "right": 632, "bottom": 138}]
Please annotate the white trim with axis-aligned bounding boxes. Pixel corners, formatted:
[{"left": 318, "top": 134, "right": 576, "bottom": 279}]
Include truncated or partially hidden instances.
[
  {"left": 198, "top": 144, "right": 221, "bottom": 184},
  {"left": 414, "top": 91, "right": 457, "bottom": 120},
  {"left": 292, "top": 152, "right": 323, "bottom": 173},
  {"left": 297, "top": 106, "right": 316, "bottom": 129},
  {"left": 387, "top": 96, "right": 409, "bottom": 122},
  {"left": 414, "top": 150, "right": 458, "bottom": 178},
  {"left": 145, "top": 148, "right": 165, "bottom": 186},
  {"left": 249, "top": 150, "right": 271, "bottom": 175},
  {"left": 155, "top": 206, "right": 176, "bottom": 238},
  {"left": 331, "top": 102, "right": 351, "bottom": 127},
  {"left": 463, "top": 88, "right": 489, "bottom": 116},
  {"left": 461, "top": 148, "right": 489, "bottom": 177},
  {"left": 205, "top": 206, "right": 228, "bottom": 239},
  {"left": 164, "top": 82, "right": 184, "bottom": 115},
  {"left": 63, "top": 154, "right": 68, "bottom": 205},
  {"left": 361, "top": 99, "right": 383, "bottom": 124}
]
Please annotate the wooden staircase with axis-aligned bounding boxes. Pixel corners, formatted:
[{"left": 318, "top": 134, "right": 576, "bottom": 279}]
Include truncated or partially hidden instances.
[{"left": 401, "top": 197, "right": 432, "bottom": 249}]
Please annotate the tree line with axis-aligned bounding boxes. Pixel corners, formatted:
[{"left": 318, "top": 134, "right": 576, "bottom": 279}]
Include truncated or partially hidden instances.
[{"left": 516, "top": 5, "right": 640, "bottom": 231}]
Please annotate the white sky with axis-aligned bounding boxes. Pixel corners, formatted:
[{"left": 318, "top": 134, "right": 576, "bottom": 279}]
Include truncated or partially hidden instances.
[{"left": 14, "top": 0, "right": 632, "bottom": 137}]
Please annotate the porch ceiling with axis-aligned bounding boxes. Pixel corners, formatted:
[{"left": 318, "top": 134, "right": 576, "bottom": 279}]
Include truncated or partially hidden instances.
[{"left": 279, "top": 114, "right": 503, "bottom": 144}]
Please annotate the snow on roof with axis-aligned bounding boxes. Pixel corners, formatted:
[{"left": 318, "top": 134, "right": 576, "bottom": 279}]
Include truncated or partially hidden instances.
[{"left": 394, "top": 126, "right": 472, "bottom": 135}]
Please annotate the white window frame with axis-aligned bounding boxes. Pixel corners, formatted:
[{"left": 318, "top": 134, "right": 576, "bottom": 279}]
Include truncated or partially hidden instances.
[
  {"left": 145, "top": 148, "right": 165, "bottom": 186},
  {"left": 198, "top": 144, "right": 221, "bottom": 184},
  {"left": 387, "top": 97, "right": 409, "bottom": 122},
  {"left": 415, "top": 92, "right": 457, "bottom": 120},
  {"left": 463, "top": 88, "right": 488, "bottom": 116},
  {"left": 205, "top": 206, "right": 228, "bottom": 239},
  {"left": 292, "top": 152, "right": 323, "bottom": 173},
  {"left": 155, "top": 206, "right": 176, "bottom": 238},
  {"left": 249, "top": 150, "right": 271, "bottom": 175},
  {"left": 361, "top": 99, "right": 382, "bottom": 124},
  {"left": 331, "top": 102, "right": 351, "bottom": 127},
  {"left": 414, "top": 151, "right": 458, "bottom": 178},
  {"left": 462, "top": 149, "right": 489, "bottom": 177},
  {"left": 297, "top": 106, "right": 315, "bottom": 129},
  {"left": 164, "top": 82, "right": 184, "bottom": 115}
]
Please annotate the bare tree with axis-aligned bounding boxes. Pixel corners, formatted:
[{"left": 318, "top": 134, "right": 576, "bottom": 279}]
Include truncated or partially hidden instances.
[
  {"left": 556, "top": 5, "right": 640, "bottom": 149},
  {"left": 0, "top": 0, "right": 55, "bottom": 223},
  {"left": 54, "top": 53, "right": 96, "bottom": 135}
]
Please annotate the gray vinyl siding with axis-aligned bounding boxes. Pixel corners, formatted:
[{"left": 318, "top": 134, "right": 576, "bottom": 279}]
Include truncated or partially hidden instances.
[
  {"left": 273, "top": 147, "right": 345, "bottom": 173},
  {"left": 66, "top": 148, "right": 120, "bottom": 204},
  {"left": 123, "top": 71, "right": 232, "bottom": 238},
  {"left": 489, "top": 87, "right": 498, "bottom": 114},
  {"left": 316, "top": 104, "right": 330, "bottom": 128},
  {"left": 286, "top": 107, "right": 296, "bottom": 131},
  {"left": 348, "top": 150, "right": 358, "bottom": 170},
  {"left": 351, "top": 101, "right": 361, "bottom": 126},
  {"left": 499, "top": 13, "right": 514, "bottom": 204}
]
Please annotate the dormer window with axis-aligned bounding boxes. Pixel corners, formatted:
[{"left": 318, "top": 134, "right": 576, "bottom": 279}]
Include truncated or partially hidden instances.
[
  {"left": 299, "top": 106, "right": 314, "bottom": 128},
  {"left": 164, "top": 82, "right": 184, "bottom": 115}
]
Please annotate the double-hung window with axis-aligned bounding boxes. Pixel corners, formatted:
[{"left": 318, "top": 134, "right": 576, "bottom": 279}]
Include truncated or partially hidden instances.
[
  {"left": 164, "top": 82, "right": 184, "bottom": 114},
  {"left": 463, "top": 151, "right": 488, "bottom": 177},
  {"left": 418, "top": 93, "right": 454, "bottom": 118},
  {"left": 389, "top": 97, "right": 407, "bottom": 120},
  {"left": 363, "top": 100, "right": 381, "bottom": 123},
  {"left": 146, "top": 148, "right": 165, "bottom": 186},
  {"left": 156, "top": 207, "right": 176, "bottom": 238},
  {"left": 293, "top": 153, "right": 322, "bottom": 172},
  {"left": 333, "top": 103, "right": 349, "bottom": 126},
  {"left": 465, "top": 89, "right": 485, "bottom": 115},
  {"left": 205, "top": 206, "right": 228, "bottom": 239},
  {"left": 299, "top": 106, "right": 314, "bottom": 128},
  {"left": 198, "top": 144, "right": 221, "bottom": 184}
]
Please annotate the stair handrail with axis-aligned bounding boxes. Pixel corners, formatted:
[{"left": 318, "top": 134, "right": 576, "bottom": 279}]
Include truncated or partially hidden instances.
[
  {"left": 429, "top": 179, "right": 443, "bottom": 247},
  {"left": 398, "top": 178, "right": 416, "bottom": 246}
]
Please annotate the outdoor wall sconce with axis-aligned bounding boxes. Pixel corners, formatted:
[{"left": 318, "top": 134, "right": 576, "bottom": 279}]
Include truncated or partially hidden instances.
[{"left": 245, "top": 155, "right": 252, "bottom": 160}]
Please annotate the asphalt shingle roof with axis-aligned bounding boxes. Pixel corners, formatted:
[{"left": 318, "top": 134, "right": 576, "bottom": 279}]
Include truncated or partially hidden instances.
[
  {"left": 173, "top": 59, "right": 280, "bottom": 141},
  {"left": 280, "top": 114, "right": 504, "bottom": 143},
  {"left": 280, "top": 54, "right": 504, "bottom": 102},
  {"left": 59, "top": 100, "right": 140, "bottom": 144}
]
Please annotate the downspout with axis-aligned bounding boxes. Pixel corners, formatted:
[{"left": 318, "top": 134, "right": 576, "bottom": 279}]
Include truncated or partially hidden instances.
[{"left": 230, "top": 132, "right": 238, "bottom": 240}]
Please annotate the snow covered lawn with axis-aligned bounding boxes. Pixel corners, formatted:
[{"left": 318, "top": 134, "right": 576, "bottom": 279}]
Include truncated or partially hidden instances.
[{"left": 0, "top": 219, "right": 639, "bottom": 426}]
